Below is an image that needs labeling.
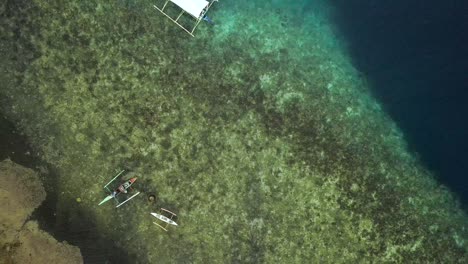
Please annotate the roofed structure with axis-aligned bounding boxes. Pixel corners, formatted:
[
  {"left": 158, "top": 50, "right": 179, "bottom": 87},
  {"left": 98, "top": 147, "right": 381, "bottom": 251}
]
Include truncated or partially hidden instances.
[{"left": 154, "top": 0, "right": 218, "bottom": 36}]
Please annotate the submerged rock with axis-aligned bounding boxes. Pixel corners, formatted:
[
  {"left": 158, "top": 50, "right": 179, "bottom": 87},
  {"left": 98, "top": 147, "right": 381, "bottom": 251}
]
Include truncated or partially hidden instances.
[
  {"left": 0, "top": 159, "right": 45, "bottom": 245},
  {"left": 12, "top": 221, "right": 82, "bottom": 264},
  {"left": 0, "top": 159, "right": 83, "bottom": 264}
]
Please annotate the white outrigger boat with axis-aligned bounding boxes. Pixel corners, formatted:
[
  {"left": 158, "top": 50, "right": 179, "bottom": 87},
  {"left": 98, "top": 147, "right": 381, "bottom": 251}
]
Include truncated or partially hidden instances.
[
  {"left": 153, "top": 0, "right": 218, "bottom": 37},
  {"left": 98, "top": 170, "right": 141, "bottom": 208},
  {"left": 151, "top": 208, "right": 178, "bottom": 231}
]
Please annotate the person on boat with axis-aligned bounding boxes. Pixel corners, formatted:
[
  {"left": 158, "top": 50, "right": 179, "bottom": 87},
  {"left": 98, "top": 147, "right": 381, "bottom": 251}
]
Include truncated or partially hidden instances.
[
  {"left": 201, "top": 1, "right": 215, "bottom": 25},
  {"left": 203, "top": 14, "right": 214, "bottom": 24}
]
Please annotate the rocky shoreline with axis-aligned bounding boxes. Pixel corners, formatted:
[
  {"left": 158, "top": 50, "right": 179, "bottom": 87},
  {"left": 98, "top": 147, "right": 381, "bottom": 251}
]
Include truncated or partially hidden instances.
[{"left": 0, "top": 159, "right": 83, "bottom": 264}]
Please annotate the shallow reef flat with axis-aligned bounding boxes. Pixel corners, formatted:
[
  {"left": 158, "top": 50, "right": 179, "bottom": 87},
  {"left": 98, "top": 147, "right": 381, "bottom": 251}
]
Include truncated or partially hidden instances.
[{"left": 1, "top": 0, "right": 467, "bottom": 263}]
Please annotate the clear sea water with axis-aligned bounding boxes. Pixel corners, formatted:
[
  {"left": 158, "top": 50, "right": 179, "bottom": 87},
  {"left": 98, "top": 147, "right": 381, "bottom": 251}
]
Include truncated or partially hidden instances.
[{"left": 2, "top": 0, "right": 468, "bottom": 262}]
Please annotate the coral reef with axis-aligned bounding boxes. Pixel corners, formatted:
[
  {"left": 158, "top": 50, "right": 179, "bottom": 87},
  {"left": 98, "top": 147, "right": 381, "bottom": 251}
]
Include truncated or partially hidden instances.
[
  {"left": 0, "top": 0, "right": 467, "bottom": 263},
  {"left": 0, "top": 159, "right": 83, "bottom": 264}
]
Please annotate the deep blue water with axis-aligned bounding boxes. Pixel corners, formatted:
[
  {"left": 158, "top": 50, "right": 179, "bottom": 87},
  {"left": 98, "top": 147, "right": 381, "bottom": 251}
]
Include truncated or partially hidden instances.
[{"left": 330, "top": 0, "right": 468, "bottom": 206}]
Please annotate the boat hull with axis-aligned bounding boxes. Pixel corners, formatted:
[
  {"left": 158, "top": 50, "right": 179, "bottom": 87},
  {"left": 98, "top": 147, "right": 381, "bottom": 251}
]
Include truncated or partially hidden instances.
[
  {"left": 98, "top": 195, "right": 113, "bottom": 205},
  {"left": 151, "top": 212, "right": 178, "bottom": 226}
]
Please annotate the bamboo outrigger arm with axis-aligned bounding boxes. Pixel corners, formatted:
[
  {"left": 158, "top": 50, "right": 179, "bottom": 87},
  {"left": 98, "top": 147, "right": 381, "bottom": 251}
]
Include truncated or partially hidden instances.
[{"left": 153, "top": 0, "right": 218, "bottom": 37}]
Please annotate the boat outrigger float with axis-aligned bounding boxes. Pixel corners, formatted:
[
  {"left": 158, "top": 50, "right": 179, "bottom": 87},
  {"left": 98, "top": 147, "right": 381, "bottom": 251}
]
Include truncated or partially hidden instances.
[
  {"left": 151, "top": 208, "right": 178, "bottom": 231},
  {"left": 98, "top": 170, "right": 141, "bottom": 208}
]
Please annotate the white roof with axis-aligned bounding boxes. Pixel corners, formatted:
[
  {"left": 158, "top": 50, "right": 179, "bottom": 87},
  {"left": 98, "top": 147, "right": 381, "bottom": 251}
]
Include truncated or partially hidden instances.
[{"left": 170, "top": 0, "right": 209, "bottom": 19}]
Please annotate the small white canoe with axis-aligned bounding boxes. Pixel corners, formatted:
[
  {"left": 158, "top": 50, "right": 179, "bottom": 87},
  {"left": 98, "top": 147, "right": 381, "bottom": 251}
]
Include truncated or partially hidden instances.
[{"left": 151, "top": 212, "right": 178, "bottom": 226}]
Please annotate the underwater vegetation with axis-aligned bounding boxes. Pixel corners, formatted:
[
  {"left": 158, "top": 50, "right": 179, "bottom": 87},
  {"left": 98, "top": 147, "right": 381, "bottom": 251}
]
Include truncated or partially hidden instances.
[{"left": 1, "top": 0, "right": 467, "bottom": 263}]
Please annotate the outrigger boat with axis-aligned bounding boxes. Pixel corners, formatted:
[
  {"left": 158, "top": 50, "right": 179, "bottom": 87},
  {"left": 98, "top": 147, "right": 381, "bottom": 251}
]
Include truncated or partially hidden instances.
[
  {"left": 151, "top": 208, "right": 178, "bottom": 231},
  {"left": 99, "top": 170, "right": 141, "bottom": 208}
]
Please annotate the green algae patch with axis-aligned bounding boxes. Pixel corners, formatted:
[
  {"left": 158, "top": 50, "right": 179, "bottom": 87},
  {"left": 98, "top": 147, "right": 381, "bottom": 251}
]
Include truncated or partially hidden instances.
[{"left": 1, "top": 0, "right": 467, "bottom": 262}]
